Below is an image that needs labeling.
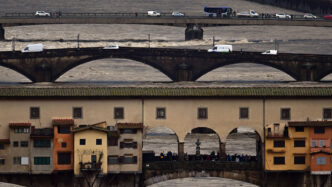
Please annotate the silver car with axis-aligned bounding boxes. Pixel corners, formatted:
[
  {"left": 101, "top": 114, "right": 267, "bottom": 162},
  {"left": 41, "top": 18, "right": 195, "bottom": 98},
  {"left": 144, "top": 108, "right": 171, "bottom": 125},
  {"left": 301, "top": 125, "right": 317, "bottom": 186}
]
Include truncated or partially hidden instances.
[
  {"left": 304, "top": 13, "right": 317, "bottom": 19},
  {"left": 35, "top": 11, "right": 50, "bottom": 17},
  {"left": 172, "top": 11, "right": 184, "bottom": 17}
]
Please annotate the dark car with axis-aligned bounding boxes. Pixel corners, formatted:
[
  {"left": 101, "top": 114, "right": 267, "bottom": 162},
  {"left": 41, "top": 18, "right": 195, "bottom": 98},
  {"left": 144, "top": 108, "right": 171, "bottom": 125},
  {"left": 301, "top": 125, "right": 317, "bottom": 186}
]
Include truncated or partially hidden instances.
[{"left": 323, "top": 14, "right": 332, "bottom": 20}]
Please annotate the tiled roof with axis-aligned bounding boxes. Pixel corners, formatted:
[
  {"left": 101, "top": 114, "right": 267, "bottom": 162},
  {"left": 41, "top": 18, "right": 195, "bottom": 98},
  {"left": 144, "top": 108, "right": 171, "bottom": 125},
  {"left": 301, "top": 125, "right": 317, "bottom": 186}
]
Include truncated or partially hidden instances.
[
  {"left": 116, "top": 123, "right": 143, "bottom": 129},
  {"left": 0, "top": 87, "right": 332, "bottom": 97},
  {"left": 288, "top": 121, "right": 332, "bottom": 127},
  {"left": 72, "top": 126, "right": 109, "bottom": 133},
  {"left": 9, "top": 122, "right": 31, "bottom": 127},
  {"left": 0, "top": 139, "right": 10, "bottom": 144},
  {"left": 52, "top": 118, "right": 74, "bottom": 126}
]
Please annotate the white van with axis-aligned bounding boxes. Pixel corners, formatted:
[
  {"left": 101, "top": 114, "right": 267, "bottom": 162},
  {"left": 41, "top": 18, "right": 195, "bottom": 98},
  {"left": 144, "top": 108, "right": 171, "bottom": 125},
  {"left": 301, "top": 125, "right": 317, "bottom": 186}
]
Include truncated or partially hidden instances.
[
  {"left": 208, "top": 45, "right": 232, "bottom": 53},
  {"left": 148, "top": 11, "right": 161, "bottom": 17},
  {"left": 21, "top": 44, "right": 44, "bottom": 53},
  {"left": 262, "top": 50, "right": 278, "bottom": 55}
]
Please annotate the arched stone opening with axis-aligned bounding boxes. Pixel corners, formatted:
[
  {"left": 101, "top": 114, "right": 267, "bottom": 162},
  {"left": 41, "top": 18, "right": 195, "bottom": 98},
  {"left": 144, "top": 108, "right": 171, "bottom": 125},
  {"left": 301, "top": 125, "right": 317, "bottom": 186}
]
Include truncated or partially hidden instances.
[
  {"left": 0, "top": 66, "right": 31, "bottom": 83},
  {"left": 197, "top": 63, "right": 295, "bottom": 82},
  {"left": 56, "top": 58, "right": 171, "bottom": 82},
  {"left": 183, "top": 127, "right": 221, "bottom": 161},
  {"left": 143, "top": 126, "right": 178, "bottom": 162},
  {"left": 225, "top": 126, "right": 262, "bottom": 163}
]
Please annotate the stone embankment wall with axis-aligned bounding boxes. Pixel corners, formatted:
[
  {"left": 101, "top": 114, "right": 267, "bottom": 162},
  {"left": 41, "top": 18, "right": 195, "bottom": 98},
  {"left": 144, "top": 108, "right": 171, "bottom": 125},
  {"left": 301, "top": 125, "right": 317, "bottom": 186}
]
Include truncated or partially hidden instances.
[{"left": 247, "top": 0, "right": 332, "bottom": 15}]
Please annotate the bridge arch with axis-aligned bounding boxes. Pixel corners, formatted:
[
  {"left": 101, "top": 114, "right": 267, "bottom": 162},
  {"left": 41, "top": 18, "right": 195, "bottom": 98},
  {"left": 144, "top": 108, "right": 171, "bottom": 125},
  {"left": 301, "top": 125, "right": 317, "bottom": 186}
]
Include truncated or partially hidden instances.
[
  {"left": 55, "top": 57, "right": 172, "bottom": 82},
  {"left": 0, "top": 62, "right": 34, "bottom": 82},
  {"left": 195, "top": 61, "right": 297, "bottom": 81}
]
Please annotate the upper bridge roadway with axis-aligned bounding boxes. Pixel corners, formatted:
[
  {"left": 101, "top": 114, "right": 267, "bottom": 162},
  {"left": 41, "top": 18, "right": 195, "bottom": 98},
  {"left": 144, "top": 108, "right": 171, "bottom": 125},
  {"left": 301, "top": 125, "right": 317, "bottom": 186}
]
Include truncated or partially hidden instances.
[{"left": 0, "top": 47, "right": 331, "bottom": 82}]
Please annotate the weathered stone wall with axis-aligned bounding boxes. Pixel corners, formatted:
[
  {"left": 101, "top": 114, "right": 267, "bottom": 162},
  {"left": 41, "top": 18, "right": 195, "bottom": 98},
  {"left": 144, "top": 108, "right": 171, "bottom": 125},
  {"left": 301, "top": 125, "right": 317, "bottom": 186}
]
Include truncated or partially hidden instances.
[{"left": 246, "top": 0, "right": 332, "bottom": 15}]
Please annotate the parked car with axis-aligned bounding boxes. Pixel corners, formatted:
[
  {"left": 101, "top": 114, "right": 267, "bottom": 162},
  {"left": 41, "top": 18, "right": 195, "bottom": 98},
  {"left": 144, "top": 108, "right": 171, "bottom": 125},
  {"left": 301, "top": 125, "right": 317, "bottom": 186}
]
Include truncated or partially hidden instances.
[
  {"left": 262, "top": 50, "right": 278, "bottom": 55},
  {"left": 275, "top": 13, "right": 291, "bottom": 19},
  {"left": 103, "top": 44, "right": 119, "bottom": 49},
  {"left": 172, "top": 11, "right": 184, "bottom": 17},
  {"left": 304, "top": 13, "right": 317, "bottom": 19},
  {"left": 147, "top": 11, "right": 161, "bottom": 17},
  {"left": 323, "top": 14, "right": 332, "bottom": 20},
  {"left": 35, "top": 11, "right": 50, "bottom": 17}
]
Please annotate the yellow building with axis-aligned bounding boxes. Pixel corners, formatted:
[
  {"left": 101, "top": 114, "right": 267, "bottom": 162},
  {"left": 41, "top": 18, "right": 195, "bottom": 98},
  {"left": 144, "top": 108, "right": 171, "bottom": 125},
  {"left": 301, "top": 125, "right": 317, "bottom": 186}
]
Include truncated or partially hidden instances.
[
  {"left": 73, "top": 122, "right": 109, "bottom": 176},
  {"left": 265, "top": 123, "right": 310, "bottom": 171}
]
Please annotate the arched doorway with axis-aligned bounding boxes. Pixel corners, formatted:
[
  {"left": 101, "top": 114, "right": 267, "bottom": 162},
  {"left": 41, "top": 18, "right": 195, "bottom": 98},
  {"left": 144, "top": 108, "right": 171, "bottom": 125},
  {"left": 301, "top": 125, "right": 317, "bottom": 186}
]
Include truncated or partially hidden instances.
[
  {"left": 225, "top": 126, "right": 262, "bottom": 162},
  {"left": 143, "top": 127, "right": 178, "bottom": 162},
  {"left": 184, "top": 127, "right": 220, "bottom": 161}
]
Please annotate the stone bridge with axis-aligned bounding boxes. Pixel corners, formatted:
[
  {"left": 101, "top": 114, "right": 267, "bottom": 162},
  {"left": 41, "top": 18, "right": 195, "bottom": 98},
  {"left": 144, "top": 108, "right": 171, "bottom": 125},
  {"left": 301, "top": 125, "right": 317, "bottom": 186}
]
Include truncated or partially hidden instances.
[
  {"left": 0, "top": 47, "right": 332, "bottom": 82},
  {"left": 143, "top": 161, "right": 263, "bottom": 186},
  {"left": 0, "top": 16, "right": 331, "bottom": 40}
]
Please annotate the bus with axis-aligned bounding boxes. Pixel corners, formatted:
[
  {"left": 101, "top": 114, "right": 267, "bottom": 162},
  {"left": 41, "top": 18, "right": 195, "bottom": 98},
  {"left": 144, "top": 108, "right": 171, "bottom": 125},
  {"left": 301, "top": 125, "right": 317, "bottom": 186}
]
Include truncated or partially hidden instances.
[{"left": 204, "top": 7, "right": 233, "bottom": 18}]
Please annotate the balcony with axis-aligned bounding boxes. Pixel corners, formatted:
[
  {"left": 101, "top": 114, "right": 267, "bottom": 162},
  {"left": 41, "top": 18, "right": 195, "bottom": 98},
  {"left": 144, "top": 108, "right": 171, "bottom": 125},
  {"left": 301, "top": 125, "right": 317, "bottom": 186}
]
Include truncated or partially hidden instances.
[{"left": 79, "top": 162, "right": 102, "bottom": 172}]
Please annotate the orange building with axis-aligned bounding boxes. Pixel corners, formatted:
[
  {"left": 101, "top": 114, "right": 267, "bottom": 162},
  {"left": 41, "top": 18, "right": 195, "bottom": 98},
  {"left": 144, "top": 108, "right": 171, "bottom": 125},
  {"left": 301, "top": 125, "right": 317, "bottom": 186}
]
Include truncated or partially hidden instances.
[
  {"left": 52, "top": 118, "right": 74, "bottom": 171},
  {"left": 289, "top": 121, "right": 332, "bottom": 175}
]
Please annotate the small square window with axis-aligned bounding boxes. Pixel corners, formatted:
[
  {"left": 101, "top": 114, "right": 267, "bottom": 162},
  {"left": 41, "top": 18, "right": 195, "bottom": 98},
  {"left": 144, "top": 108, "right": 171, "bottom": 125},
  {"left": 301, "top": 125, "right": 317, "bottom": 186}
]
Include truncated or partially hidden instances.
[
  {"left": 61, "top": 142, "right": 67, "bottom": 148},
  {"left": 156, "top": 108, "right": 166, "bottom": 119},
  {"left": 114, "top": 107, "right": 124, "bottom": 119},
  {"left": 0, "top": 144, "right": 4, "bottom": 150},
  {"left": 281, "top": 108, "right": 290, "bottom": 120},
  {"left": 73, "top": 107, "right": 82, "bottom": 119},
  {"left": 314, "top": 127, "right": 325, "bottom": 134},
  {"left": 96, "top": 139, "right": 102, "bottom": 145},
  {"left": 323, "top": 108, "right": 332, "bottom": 119},
  {"left": 295, "top": 126, "right": 304, "bottom": 132},
  {"left": 294, "top": 156, "right": 305, "bottom": 164},
  {"left": 294, "top": 140, "right": 305, "bottom": 147},
  {"left": 273, "top": 140, "right": 285, "bottom": 147},
  {"left": 30, "top": 107, "right": 40, "bottom": 119},
  {"left": 0, "top": 159, "right": 4, "bottom": 165},
  {"left": 13, "top": 157, "right": 21, "bottom": 165},
  {"left": 316, "top": 157, "right": 326, "bottom": 165},
  {"left": 239, "top": 107, "right": 249, "bottom": 119},
  {"left": 20, "top": 141, "right": 28, "bottom": 147},
  {"left": 13, "top": 141, "right": 19, "bottom": 147},
  {"left": 80, "top": 139, "right": 86, "bottom": 145},
  {"left": 274, "top": 157, "right": 285, "bottom": 165},
  {"left": 58, "top": 126, "right": 71, "bottom": 134},
  {"left": 198, "top": 108, "right": 208, "bottom": 119}
]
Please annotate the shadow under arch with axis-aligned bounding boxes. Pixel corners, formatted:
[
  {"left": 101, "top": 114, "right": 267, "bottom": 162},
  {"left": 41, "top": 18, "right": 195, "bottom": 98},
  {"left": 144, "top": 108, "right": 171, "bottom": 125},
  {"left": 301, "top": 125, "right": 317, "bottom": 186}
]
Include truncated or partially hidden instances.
[
  {"left": 195, "top": 61, "right": 297, "bottom": 82},
  {"left": 55, "top": 57, "right": 172, "bottom": 82},
  {"left": 184, "top": 127, "right": 221, "bottom": 156},
  {"left": 225, "top": 126, "right": 262, "bottom": 162},
  {"left": 0, "top": 62, "right": 33, "bottom": 82},
  {"left": 143, "top": 126, "right": 179, "bottom": 157}
]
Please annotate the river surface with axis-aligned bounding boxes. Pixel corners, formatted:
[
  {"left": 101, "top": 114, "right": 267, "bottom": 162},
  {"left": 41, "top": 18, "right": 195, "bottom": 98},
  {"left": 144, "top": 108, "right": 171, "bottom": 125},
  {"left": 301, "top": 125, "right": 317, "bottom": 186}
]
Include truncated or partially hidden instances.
[{"left": 0, "top": 0, "right": 332, "bottom": 186}]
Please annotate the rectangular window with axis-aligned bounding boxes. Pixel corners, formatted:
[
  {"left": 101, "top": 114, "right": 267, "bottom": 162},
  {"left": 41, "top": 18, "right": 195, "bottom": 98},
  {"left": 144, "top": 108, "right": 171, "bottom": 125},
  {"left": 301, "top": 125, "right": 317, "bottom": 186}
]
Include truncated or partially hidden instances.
[
  {"left": 13, "top": 157, "right": 21, "bottom": 165},
  {"left": 108, "top": 137, "right": 118, "bottom": 146},
  {"left": 295, "top": 126, "right": 304, "bottom": 132},
  {"left": 156, "top": 108, "right": 166, "bottom": 119},
  {"left": 120, "top": 142, "right": 138, "bottom": 149},
  {"left": 114, "top": 107, "right": 124, "bottom": 119},
  {"left": 316, "top": 157, "right": 327, "bottom": 165},
  {"left": 96, "top": 139, "right": 102, "bottom": 145},
  {"left": 281, "top": 108, "right": 290, "bottom": 120},
  {"left": 122, "top": 156, "right": 138, "bottom": 164},
  {"left": 323, "top": 108, "right": 332, "bottom": 119},
  {"left": 14, "top": 127, "right": 30, "bottom": 134},
  {"left": 294, "top": 140, "right": 305, "bottom": 147},
  {"left": 274, "top": 157, "right": 285, "bottom": 165},
  {"left": 198, "top": 108, "right": 208, "bottom": 119},
  {"left": 58, "top": 152, "right": 71, "bottom": 165},
  {"left": 312, "top": 140, "right": 317, "bottom": 148},
  {"left": 273, "top": 140, "right": 285, "bottom": 148},
  {"left": 61, "top": 142, "right": 67, "bottom": 148},
  {"left": 13, "top": 141, "right": 19, "bottom": 147},
  {"left": 73, "top": 107, "right": 82, "bottom": 119},
  {"left": 0, "top": 144, "right": 4, "bottom": 150},
  {"left": 20, "top": 141, "right": 28, "bottom": 147},
  {"left": 34, "top": 157, "right": 50, "bottom": 165},
  {"left": 80, "top": 139, "right": 86, "bottom": 145},
  {"left": 0, "top": 159, "right": 4, "bottom": 165},
  {"left": 119, "top": 129, "right": 137, "bottom": 134},
  {"left": 30, "top": 107, "right": 40, "bottom": 119},
  {"left": 58, "top": 126, "right": 70, "bottom": 134},
  {"left": 108, "top": 156, "right": 119, "bottom": 164},
  {"left": 21, "top": 157, "right": 29, "bottom": 165},
  {"left": 319, "top": 140, "right": 325, "bottom": 147},
  {"left": 33, "top": 139, "right": 51, "bottom": 148},
  {"left": 314, "top": 127, "right": 325, "bottom": 134},
  {"left": 239, "top": 107, "right": 249, "bottom": 119},
  {"left": 294, "top": 156, "right": 305, "bottom": 164}
]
